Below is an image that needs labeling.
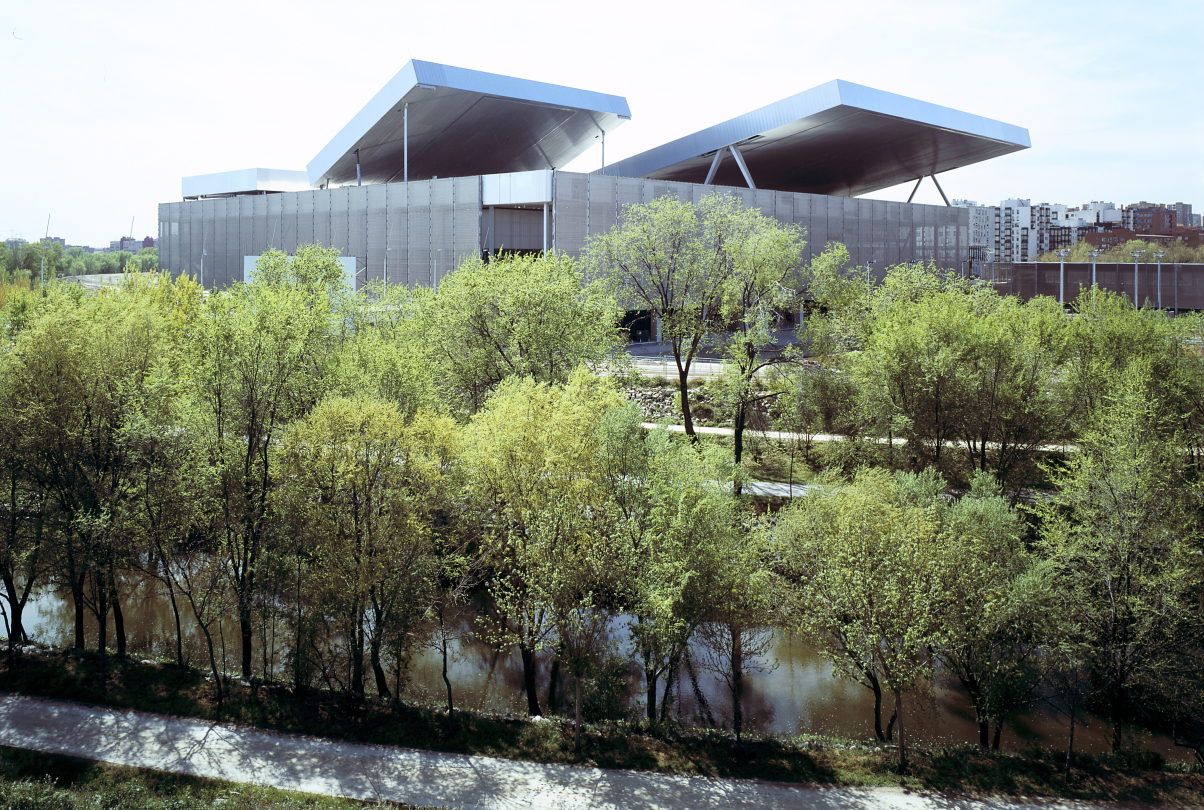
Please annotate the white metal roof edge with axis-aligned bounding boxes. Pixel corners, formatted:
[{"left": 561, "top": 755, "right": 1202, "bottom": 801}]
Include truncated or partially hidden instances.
[
  {"left": 306, "top": 60, "right": 632, "bottom": 186},
  {"left": 599, "top": 79, "right": 1030, "bottom": 180},
  {"left": 182, "top": 168, "right": 311, "bottom": 199}
]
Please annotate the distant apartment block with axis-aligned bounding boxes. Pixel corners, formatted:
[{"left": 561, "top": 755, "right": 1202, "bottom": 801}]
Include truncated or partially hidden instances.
[
  {"left": 993, "top": 199, "right": 1052, "bottom": 262},
  {"left": 110, "top": 236, "right": 157, "bottom": 252}
]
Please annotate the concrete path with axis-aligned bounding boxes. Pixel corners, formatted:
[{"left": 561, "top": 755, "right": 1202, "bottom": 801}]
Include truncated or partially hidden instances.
[{"left": 0, "top": 694, "right": 1114, "bottom": 810}]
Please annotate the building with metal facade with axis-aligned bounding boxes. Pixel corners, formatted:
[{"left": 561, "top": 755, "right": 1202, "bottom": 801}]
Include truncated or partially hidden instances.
[
  {"left": 158, "top": 170, "right": 969, "bottom": 289},
  {"left": 158, "top": 60, "right": 1028, "bottom": 289}
]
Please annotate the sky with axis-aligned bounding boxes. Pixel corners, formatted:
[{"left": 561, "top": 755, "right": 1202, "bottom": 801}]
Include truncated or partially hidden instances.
[{"left": 3, "top": 0, "right": 1202, "bottom": 248}]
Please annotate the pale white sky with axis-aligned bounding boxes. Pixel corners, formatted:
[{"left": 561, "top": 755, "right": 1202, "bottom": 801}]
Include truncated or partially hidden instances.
[{"left": 3, "top": 0, "right": 1202, "bottom": 247}]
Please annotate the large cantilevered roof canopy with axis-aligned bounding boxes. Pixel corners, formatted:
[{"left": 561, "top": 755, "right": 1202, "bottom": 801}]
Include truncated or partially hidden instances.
[
  {"left": 307, "top": 60, "right": 631, "bottom": 187},
  {"left": 599, "top": 80, "right": 1029, "bottom": 197}
]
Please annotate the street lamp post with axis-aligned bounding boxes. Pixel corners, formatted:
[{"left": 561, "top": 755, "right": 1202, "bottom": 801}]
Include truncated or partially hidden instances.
[
  {"left": 1056, "top": 248, "right": 1069, "bottom": 307},
  {"left": 1155, "top": 250, "right": 1166, "bottom": 311},
  {"left": 1089, "top": 249, "right": 1100, "bottom": 292},
  {"left": 1132, "top": 249, "right": 1146, "bottom": 310}
]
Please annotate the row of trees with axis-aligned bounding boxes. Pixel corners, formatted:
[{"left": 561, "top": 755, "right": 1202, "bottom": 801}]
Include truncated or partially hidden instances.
[
  {"left": 1, "top": 192, "right": 1202, "bottom": 769},
  {"left": 0, "top": 241, "right": 158, "bottom": 289},
  {"left": 778, "top": 247, "right": 1204, "bottom": 493},
  {"left": 1036, "top": 237, "right": 1204, "bottom": 264}
]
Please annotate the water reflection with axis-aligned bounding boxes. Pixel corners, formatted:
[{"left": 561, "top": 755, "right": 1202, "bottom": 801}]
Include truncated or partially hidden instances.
[{"left": 19, "top": 580, "right": 1185, "bottom": 761}]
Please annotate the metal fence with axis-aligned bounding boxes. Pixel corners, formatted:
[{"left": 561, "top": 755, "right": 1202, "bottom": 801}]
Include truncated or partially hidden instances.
[{"left": 987, "top": 262, "right": 1204, "bottom": 310}]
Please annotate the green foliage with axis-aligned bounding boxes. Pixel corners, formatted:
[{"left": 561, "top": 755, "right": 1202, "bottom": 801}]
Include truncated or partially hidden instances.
[
  {"left": 772, "top": 467, "right": 964, "bottom": 768},
  {"left": 584, "top": 192, "right": 804, "bottom": 436},
  {"left": 411, "top": 251, "right": 624, "bottom": 414},
  {"left": 1036, "top": 238, "right": 1204, "bottom": 264},
  {"left": 1032, "top": 361, "right": 1204, "bottom": 753}
]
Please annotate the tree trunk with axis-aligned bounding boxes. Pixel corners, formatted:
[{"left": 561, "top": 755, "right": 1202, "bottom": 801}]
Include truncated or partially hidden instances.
[
  {"left": 868, "top": 672, "right": 886, "bottom": 742},
  {"left": 351, "top": 618, "right": 365, "bottom": 697},
  {"left": 731, "top": 623, "right": 744, "bottom": 744},
  {"left": 1065, "top": 702, "right": 1077, "bottom": 779},
  {"left": 166, "top": 584, "right": 183, "bottom": 666},
  {"left": 97, "top": 590, "right": 108, "bottom": 655},
  {"left": 1112, "top": 686, "right": 1125, "bottom": 753},
  {"left": 370, "top": 634, "right": 389, "bottom": 699},
  {"left": 733, "top": 400, "right": 747, "bottom": 496},
  {"left": 646, "top": 669, "right": 658, "bottom": 722},
  {"left": 574, "top": 672, "right": 584, "bottom": 753},
  {"left": 676, "top": 368, "right": 696, "bottom": 438},
  {"left": 660, "top": 657, "right": 678, "bottom": 723},
  {"left": 240, "top": 613, "right": 253, "bottom": 680},
  {"left": 110, "top": 588, "right": 126, "bottom": 658},
  {"left": 547, "top": 651, "right": 561, "bottom": 715},
  {"left": 6, "top": 600, "right": 22, "bottom": 653},
  {"left": 958, "top": 674, "right": 989, "bottom": 749},
  {"left": 520, "top": 645, "right": 541, "bottom": 716},
  {"left": 72, "top": 584, "right": 85, "bottom": 650},
  {"left": 895, "top": 690, "right": 907, "bottom": 772},
  {"left": 442, "top": 635, "right": 454, "bottom": 736},
  {"left": 992, "top": 720, "right": 1003, "bottom": 750}
]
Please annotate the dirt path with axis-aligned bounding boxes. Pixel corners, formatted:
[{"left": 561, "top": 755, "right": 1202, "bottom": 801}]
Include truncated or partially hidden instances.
[{"left": 0, "top": 694, "right": 1108, "bottom": 809}]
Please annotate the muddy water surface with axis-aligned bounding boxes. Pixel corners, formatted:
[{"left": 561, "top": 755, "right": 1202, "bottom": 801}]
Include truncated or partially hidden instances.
[{"left": 18, "top": 577, "right": 1187, "bottom": 762}]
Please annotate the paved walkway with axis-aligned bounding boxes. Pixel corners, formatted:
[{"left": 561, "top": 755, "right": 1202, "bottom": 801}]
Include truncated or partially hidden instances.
[{"left": 0, "top": 694, "right": 1112, "bottom": 809}]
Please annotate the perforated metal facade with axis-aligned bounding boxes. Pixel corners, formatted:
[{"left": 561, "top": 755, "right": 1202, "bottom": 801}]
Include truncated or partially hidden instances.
[
  {"left": 993, "top": 262, "right": 1204, "bottom": 311},
  {"left": 159, "top": 171, "right": 968, "bottom": 290}
]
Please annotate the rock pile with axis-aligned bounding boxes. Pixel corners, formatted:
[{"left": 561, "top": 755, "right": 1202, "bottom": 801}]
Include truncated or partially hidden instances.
[{"left": 625, "top": 386, "right": 681, "bottom": 422}]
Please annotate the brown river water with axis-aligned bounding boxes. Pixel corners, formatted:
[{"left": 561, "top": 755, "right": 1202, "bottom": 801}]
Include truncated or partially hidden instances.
[{"left": 15, "top": 576, "right": 1187, "bottom": 762}]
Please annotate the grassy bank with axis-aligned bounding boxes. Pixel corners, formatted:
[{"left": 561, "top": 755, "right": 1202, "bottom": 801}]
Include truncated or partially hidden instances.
[
  {"left": 0, "top": 745, "right": 449, "bottom": 809},
  {"left": 2, "top": 646, "right": 1201, "bottom": 805}
]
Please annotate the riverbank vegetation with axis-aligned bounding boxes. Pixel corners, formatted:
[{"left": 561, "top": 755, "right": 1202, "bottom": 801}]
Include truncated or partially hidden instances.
[
  {"left": 2, "top": 649, "right": 1202, "bottom": 805},
  {"left": 1, "top": 193, "right": 1203, "bottom": 796}
]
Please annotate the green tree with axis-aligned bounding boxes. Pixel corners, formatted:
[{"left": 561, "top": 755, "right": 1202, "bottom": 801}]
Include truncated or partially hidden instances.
[
  {"left": 934, "top": 472, "right": 1049, "bottom": 749},
  {"left": 1033, "top": 362, "right": 1204, "bottom": 753},
  {"left": 183, "top": 245, "right": 345, "bottom": 678},
  {"left": 595, "top": 415, "right": 744, "bottom": 723},
  {"left": 409, "top": 251, "right": 624, "bottom": 414},
  {"left": 462, "top": 369, "right": 623, "bottom": 716},
  {"left": 584, "top": 192, "right": 802, "bottom": 437},
  {"left": 276, "top": 398, "right": 452, "bottom": 699},
  {"left": 773, "top": 467, "right": 953, "bottom": 769},
  {"left": 7, "top": 284, "right": 166, "bottom": 657}
]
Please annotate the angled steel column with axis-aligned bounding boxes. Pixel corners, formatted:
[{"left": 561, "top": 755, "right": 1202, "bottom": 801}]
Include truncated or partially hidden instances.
[
  {"left": 906, "top": 177, "right": 923, "bottom": 203},
  {"left": 930, "top": 174, "right": 951, "bottom": 206},
  {"left": 703, "top": 147, "right": 726, "bottom": 185},
  {"left": 728, "top": 144, "right": 756, "bottom": 190}
]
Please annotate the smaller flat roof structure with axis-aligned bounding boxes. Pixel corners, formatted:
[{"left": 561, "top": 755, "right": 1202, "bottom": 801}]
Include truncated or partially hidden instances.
[
  {"left": 307, "top": 60, "right": 631, "bottom": 188},
  {"left": 599, "top": 80, "right": 1030, "bottom": 197},
  {"left": 183, "top": 168, "right": 311, "bottom": 199}
]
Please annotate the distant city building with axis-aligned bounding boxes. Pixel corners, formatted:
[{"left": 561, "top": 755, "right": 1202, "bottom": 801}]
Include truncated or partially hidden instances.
[
  {"left": 1056, "top": 201, "right": 1121, "bottom": 227},
  {"left": 1083, "top": 229, "right": 1140, "bottom": 252},
  {"left": 110, "top": 236, "right": 157, "bottom": 252},
  {"left": 1172, "top": 202, "right": 1193, "bottom": 229},
  {"left": 994, "top": 199, "right": 1052, "bottom": 262},
  {"left": 952, "top": 199, "right": 996, "bottom": 273},
  {"left": 1128, "top": 206, "right": 1177, "bottom": 234}
]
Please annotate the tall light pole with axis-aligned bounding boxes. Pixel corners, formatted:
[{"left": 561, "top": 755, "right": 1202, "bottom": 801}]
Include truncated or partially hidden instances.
[
  {"left": 1089, "top": 249, "right": 1100, "bottom": 292},
  {"left": 1056, "top": 248, "right": 1069, "bottom": 307},
  {"left": 1155, "top": 249, "right": 1166, "bottom": 311},
  {"left": 40, "top": 214, "right": 50, "bottom": 294},
  {"left": 1132, "top": 249, "right": 1146, "bottom": 310}
]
